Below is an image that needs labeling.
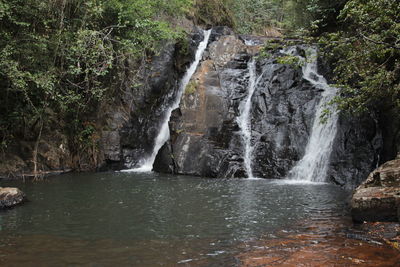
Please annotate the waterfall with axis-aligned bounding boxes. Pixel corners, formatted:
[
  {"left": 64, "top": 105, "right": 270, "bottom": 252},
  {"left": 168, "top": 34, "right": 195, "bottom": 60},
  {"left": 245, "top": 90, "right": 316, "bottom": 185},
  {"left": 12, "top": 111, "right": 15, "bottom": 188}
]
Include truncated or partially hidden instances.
[
  {"left": 237, "top": 59, "right": 257, "bottom": 179},
  {"left": 286, "top": 47, "right": 339, "bottom": 182},
  {"left": 123, "top": 29, "right": 212, "bottom": 173}
]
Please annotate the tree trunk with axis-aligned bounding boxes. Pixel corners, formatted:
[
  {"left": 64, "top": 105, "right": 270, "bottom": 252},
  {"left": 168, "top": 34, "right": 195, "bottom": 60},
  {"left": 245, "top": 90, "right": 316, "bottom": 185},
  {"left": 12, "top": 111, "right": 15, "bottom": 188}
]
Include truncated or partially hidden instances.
[{"left": 33, "top": 118, "right": 43, "bottom": 181}]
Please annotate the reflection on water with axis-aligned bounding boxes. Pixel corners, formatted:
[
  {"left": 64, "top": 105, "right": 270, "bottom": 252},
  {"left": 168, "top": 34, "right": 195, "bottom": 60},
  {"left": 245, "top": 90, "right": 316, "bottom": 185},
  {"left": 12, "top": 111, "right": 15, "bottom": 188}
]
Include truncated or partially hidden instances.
[{"left": 0, "top": 172, "right": 350, "bottom": 265}]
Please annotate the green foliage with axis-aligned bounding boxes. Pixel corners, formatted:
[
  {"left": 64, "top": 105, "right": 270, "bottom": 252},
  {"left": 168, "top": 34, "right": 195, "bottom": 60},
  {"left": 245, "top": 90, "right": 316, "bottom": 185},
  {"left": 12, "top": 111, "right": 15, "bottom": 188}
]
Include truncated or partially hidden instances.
[
  {"left": 257, "top": 49, "right": 272, "bottom": 60},
  {"left": 257, "top": 41, "right": 280, "bottom": 59},
  {"left": 78, "top": 122, "right": 98, "bottom": 148},
  {"left": 264, "top": 42, "right": 282, "bottom": 51},
  {"left": 224, "top": 0, "right": 347, "bottom": 35},
  {"left": 185, "top": 81, "right": 197, "bottom": 95},
  {"left": 318, "top": 0, "right": 400, "bottom": 113},
  {"left": 231, "top": 0, "right": 287, "bottom": 34},
  {"left": 194, "top": 0, "right": 235, "bottom": 27},
  {"left": 277, "top": 55, "right": 303, "bottom": 68},
  {"left": 176, "top": 34, "right": 191, "bottom": 57},
  {"left": 304, "top": 0, "right": 348, "bottom": 35},
  {"left": 0, "top": 0, "right": 192, "bottom": 159}
]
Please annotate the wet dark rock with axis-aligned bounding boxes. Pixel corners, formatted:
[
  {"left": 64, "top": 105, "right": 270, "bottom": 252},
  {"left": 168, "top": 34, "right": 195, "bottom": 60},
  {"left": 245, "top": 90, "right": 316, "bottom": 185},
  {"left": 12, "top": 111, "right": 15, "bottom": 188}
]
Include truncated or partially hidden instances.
[
  {"left": 328, "top": 113, "right": 382, "bottom": 189},
  {"left": 0, "top": 187, "right": 26, "bottom": 209},
  {"left": 209, "top": 26, "right": 235, "bottom": 43},
  {"left": 250, "top": 60, "right": 319, "bottom": 178},
  {"left": 152, "top": 31, "right": 380, "bottom": 184},
  {"left": 119, "top": 42, "right": 180, "bottom": 168},
  {"left": 154, "top": 34, "right": 249, "bottom": 177},
  {"left": 351, "top": 157, "right": 400, "bottom": 222},
  {"left": 398, "top": 198, "right": 400, "bottom": 222},
  {"left": 175, "top": 30, "right": 204, "bottom": 72},
  {"left": 154, "top": 141, "right": 176, "bottom": 174},
  {"left": 100, "top": 28, "right": 204, "bottom": 170},
  {"left": 154, "top": 32, "right": 381, "bottom": 183},
  {"left": 378, "top": 107, "right": 400, "bottom": 164}
]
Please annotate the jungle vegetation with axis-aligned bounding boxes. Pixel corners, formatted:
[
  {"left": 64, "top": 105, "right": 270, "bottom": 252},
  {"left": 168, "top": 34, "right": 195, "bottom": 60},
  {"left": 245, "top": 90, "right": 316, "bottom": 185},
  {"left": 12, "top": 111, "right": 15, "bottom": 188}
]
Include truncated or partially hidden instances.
[{"left": 0, "top": 0, "right": 398, "bottom": 172}]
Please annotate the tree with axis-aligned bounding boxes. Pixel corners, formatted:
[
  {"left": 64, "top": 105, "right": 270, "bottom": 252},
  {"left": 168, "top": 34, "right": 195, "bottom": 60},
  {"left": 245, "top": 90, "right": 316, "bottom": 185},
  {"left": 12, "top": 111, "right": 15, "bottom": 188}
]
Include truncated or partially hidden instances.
[
  {"left": 0, "top": 0, "right": 192, "bottom": 174},
  {"left": 319, "top": 0, "right": 400, "bottom": 113}
]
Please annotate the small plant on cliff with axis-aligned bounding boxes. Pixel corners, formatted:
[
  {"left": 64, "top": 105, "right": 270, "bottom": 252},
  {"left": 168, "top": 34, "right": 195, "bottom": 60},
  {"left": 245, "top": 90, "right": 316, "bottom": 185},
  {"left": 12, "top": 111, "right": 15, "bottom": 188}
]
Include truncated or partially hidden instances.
[
  {"left": 176, "top": 34, "right": 191, "bottom": 57},
  {"left": 257, "top": 40, "right": 286, "bottom": 59},
  {"left": 277, "top": 55, "right": 303, "bottom": 68},
  {"left": 185, "top": 81, "right": 197, "bottom": 95},
  {"left": 257, "top": 47, "right": 272, "bottom": 60},
  {"left": 264, "top": 41, "right": 282, "bottom": 51}
]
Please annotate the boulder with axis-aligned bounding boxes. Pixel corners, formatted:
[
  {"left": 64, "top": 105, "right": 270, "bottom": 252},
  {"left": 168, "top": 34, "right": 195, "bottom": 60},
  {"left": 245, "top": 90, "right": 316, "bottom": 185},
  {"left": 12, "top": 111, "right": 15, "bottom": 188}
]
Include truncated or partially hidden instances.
[
  {"left": 0, "top": 187, "right": 26, "bottom": 209},
  {"left": 351, "top": 157, "right": 400, "bottom": 222}
]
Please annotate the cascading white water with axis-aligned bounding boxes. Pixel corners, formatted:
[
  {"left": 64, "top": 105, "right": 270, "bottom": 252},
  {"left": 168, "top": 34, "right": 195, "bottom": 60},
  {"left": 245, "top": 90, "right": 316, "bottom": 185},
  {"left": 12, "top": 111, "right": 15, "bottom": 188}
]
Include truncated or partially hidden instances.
[
  {"left": 237, "top": 59, "right": 257, "bottom": 179},
  {"left": 123, "top": 29, "right": 212, "bottom": 173},
  {"left": 286, "top": 47, "right": 339, "bottom": 182}
]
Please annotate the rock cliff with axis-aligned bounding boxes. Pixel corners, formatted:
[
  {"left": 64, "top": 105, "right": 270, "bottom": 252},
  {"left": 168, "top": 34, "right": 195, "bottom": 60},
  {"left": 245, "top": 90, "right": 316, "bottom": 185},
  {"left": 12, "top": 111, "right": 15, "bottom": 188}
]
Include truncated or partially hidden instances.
[
  {"left": 154, "top": 28, "right": 381, "bottom": 188},
  {"left": 99, "top": 29, "right": 205, "bottom": 170},
  {"left": 1, "top": 26, "right": 394, "bottom": 191}
]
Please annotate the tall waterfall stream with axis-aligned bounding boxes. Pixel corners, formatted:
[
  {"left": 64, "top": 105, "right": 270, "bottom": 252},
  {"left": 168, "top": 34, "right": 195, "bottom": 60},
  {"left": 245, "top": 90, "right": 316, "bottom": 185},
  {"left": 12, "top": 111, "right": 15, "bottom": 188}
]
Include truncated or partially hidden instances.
[
  {"left": 286, "top": 47, "right": 339, "bottom": 182},
  {"left": 237, "top": 59, "right": 257, "bottom": 179},
  {"left": 237, "top": 59, "right": 267, "bottom": 179},
  {"left": 237, "top": 47, "right": 338, "bottom": 181},
  {"left": 123, "top": 29, "right": 212, "bottom": 172}
]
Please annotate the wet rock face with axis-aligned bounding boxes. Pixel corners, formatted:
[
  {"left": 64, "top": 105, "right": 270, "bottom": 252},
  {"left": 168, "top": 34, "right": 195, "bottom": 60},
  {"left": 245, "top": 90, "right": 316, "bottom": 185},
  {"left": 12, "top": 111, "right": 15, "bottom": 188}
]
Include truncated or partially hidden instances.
[
  {"left": 118, "top": 43, "right": 180, "bottom": 168},
  {"left": 155, "top": 32, "right": 252, "bottom": 177},
  {"left": 0, "top": 187, "right": 25, "bottom": 209},
  {"left": 100, "top": 28, "right": 204, "bottom": 170},
  {"left": 154, "top": 32, "right": 317, "bottom": 177},
  {"left": 328, "top": 114, "right": 382, "bottom": 188},
  {"left": 250, "top": 59, "right": 319, "bottom": 178},
  {"left": 351, "top": 157, "right": 400, "bottom": 222},
  {"left": 154, "top": 29, "right": 381, "bottom": 186}
]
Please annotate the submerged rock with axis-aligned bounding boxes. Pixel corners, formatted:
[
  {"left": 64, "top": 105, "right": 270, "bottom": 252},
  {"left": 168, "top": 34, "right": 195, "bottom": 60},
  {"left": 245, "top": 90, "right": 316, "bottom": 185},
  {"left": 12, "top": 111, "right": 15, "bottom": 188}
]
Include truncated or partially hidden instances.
[
  {"left": 351, "top": 156, "right": 400, "bottom": 222},
  {"left": 0, "top": 187, "right": 26, "bottom": 209},
  {"left": 236, "top": 218, "right": 400, "bottom": 266}
]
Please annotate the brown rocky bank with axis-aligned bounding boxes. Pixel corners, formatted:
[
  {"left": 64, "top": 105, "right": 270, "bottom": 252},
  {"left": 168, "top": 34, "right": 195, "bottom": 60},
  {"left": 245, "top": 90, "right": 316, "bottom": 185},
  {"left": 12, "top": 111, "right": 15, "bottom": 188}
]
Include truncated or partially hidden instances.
[
  {"left": 351, "top": 155, "right": 400, "bottom": 222},
  {"left": 349, "top": 155, "right": 400, "bottom": 259}
]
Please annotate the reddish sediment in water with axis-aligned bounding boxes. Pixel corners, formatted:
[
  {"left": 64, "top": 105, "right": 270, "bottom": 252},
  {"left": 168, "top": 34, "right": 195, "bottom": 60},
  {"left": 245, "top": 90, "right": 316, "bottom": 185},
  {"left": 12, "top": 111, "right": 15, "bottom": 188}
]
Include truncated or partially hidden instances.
[{"left": 236, "top": 219, "right": 400, "bottom": 266}]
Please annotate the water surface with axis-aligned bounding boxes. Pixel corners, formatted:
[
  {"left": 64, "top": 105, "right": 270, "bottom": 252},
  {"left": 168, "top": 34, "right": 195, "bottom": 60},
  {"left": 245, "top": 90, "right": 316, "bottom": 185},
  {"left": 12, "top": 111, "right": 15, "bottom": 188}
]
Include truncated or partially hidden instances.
[{"left": 0, "top": 172, "right": 349, "bottom": 266}]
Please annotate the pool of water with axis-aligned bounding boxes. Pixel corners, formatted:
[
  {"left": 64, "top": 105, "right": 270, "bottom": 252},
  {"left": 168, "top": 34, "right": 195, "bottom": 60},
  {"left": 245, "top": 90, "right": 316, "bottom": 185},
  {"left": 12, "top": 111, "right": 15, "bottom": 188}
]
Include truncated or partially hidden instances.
[{"left": 0, "top": 172, "right": 350, "bottom": 266}]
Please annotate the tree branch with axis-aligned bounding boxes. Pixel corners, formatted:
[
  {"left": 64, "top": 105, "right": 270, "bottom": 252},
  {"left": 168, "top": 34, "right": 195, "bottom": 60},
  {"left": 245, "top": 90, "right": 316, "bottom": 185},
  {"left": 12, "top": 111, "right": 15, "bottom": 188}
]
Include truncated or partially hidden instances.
[{"left": 358, "top": 31, "right": 400, "bottom": 50}]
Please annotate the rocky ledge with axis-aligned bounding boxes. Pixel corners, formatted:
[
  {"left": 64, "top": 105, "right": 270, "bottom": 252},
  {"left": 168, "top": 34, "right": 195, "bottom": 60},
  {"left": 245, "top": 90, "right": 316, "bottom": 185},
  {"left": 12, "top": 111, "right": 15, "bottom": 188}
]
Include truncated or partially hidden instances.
[
  {"left": 351, "top": 156, "right": 400, "bottom": 222},
  {"left": 0, "top": 187, "right": 26, "bottom": 209}
]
